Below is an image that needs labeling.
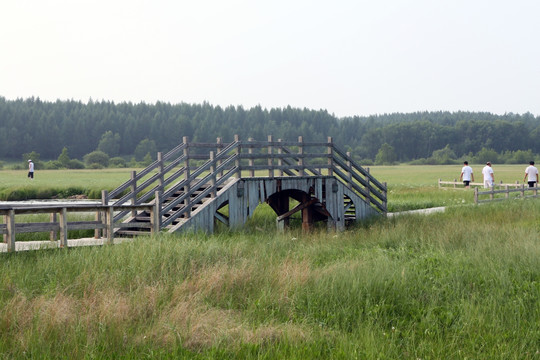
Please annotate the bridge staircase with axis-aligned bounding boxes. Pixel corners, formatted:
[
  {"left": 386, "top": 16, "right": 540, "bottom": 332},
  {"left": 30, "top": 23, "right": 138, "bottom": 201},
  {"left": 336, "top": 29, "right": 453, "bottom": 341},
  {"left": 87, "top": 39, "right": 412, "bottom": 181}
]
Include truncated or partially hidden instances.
[{"left": 103, "top": 135, "right": 387, "bottom": 236}]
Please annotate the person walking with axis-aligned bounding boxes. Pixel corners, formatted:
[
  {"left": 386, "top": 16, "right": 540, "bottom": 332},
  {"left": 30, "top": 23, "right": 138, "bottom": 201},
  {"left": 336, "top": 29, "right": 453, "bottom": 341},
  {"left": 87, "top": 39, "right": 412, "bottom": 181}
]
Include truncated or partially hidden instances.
[
  {"left": 524, "top": 161, "right": 538, "bottom": 188},
  {"left": 482, "top": 161, "right": 494, "bottom": 188},
  {"left": 27, "top": 159, "right": 34, "bottom": 179},
  {"left": 460, "top": 161, "right": 474, "bottom": 188}
]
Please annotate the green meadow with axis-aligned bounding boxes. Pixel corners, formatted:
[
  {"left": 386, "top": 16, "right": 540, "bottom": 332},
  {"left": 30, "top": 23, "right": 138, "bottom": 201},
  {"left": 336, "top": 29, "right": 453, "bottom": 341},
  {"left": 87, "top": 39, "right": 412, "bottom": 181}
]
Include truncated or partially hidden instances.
[{"left": 0, "top": 165, "right": 539, "bottom": 359}]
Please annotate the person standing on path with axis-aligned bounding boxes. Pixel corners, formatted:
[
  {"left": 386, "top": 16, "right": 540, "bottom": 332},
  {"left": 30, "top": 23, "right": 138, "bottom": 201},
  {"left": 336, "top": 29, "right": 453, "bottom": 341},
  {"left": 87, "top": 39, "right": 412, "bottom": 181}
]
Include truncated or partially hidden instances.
[
  {"left": 27, "top": 159, "right": 34, "bottom": 179},
  {"left": 460, "top": 161, "right": 474, "bottom": 189},
  {"left": 482, "top": 161, "right": 494, "bottom": 188},
  {"left": 524, "top": 161, "right": 538, "bottom": 188}
]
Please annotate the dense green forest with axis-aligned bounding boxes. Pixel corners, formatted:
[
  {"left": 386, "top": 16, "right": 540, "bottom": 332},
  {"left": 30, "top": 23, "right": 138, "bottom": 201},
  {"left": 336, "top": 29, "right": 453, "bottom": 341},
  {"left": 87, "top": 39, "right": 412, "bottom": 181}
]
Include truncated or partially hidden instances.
[{"left": 1, "top": 96, "right": 539, "bottom": 165}]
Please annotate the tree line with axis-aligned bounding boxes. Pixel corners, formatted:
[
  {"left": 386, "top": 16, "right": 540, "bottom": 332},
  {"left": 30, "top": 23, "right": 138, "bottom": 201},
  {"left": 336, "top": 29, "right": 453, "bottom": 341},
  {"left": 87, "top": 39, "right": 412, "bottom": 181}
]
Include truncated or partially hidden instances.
[{"left": 1, "top": 96, "right": 539, "bottom": 167}]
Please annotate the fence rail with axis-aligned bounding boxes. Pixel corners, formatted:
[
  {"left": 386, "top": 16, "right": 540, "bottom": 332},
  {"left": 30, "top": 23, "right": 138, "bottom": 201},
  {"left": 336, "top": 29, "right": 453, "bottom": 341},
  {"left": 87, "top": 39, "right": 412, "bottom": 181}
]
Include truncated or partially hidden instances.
[
  {"left": 474, "top": 185, "right": 539, "bottom": 204},
  {"left": 1, "top": 201, "right": 158, "bottom": 253},
  {"left": 438, "top": 179, "right": 522, "bottom": 189}
]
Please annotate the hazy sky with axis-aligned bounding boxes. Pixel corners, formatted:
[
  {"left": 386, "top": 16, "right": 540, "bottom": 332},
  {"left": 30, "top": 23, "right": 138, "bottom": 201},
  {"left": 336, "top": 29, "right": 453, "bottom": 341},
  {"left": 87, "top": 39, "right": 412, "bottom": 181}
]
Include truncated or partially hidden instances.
[{"left": 1, "top": 0, "right": 539, "bottom": 117}]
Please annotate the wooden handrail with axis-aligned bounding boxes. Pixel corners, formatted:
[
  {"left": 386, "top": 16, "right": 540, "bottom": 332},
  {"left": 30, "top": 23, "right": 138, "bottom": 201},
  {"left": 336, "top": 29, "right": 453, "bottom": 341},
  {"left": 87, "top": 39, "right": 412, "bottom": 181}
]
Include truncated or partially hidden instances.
[{"left": 1, "top": 201, "right": 158, "bottom": 253}]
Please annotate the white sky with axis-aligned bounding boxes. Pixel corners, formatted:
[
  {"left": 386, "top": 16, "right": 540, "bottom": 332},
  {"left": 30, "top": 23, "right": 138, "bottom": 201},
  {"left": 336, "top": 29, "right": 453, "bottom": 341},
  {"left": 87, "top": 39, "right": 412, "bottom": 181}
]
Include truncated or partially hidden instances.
[{"left": 1, "top": 0, "right": 539, "bottom": 117}]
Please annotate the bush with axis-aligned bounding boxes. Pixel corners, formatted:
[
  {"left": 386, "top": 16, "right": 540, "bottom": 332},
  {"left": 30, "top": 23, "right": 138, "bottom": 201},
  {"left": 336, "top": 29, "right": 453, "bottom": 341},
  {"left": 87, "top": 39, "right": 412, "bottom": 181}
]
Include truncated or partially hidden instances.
[
  {"left": 83, "top": 151, "right": 109, "bottom": 168},
  {"left": 43, "top": 160, "right": 63, "bottom": 169},
  {"left": 67, "top": 159, "right": 85, "bottom": 169},
  {"left": 109, "top": 157, "right": 127, "bottom": 168}
]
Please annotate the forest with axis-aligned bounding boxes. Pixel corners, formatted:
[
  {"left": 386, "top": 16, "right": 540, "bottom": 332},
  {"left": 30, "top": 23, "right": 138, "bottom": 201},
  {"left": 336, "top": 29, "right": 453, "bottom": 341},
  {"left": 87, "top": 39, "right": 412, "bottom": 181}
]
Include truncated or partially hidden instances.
[{"left": 1, "top": 96, "right": 539, "bottom": 167}]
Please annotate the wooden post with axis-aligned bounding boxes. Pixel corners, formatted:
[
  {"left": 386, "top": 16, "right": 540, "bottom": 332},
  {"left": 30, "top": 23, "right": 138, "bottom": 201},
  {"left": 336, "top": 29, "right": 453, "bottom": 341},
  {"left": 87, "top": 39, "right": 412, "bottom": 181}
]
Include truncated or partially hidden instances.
[
  {"left": 474, "top": 187, "right": 479, "bottom": 204},
  {"left": 216, "top": 137, "right": 223, "bottom": 177},
  {"left": 210, "top": 151, "right": 216, "bottom": 198},
  {"left": 438, "top": 179, "right": 441, "bottom": 188},
  {"left": 298, "top": 136, "right": 304, "bottom": 176},
  {"left": 248, "top": 138, "right": 254, "bottom": 177},
  {"left": 94, "top": 210, "right": 102, "bottom": 239},
  {"left": 327, "top": 137, "right": 333, "bottom": 177},
  {"left": 106, "top": 206, "right": 114, "bottom": 244},
  {"left": 268, "top": 135, "right": 274, "bottom": 178},
  {"left": 101, "top": 190, "right": 108, "bottom": 238},
  {"left": 151, "top": 191, "right": 161, "bottom": 234},
  {"left": 157, "top": 152, "right": 164, "bottom": 193},
  {"left": 301, "top": 192, "right": 313, "bottom": 233},
  {"left": 490, "top": 185, "right": 494, "bottom": 201},
  {"left": 346, "top": 151, "right": 352, "bottom": 189},
  {"left": 6, "top": 209, "right": 15, "bottom": 253},
  {"left": 277, "top": 139, "right": 284, "bottom": 177},
  {"left": 383, "top": 182, "right": 387, "bottom": 212},
  {"left": 50, "top": 212, "right": 57, "bottom": 241},
  {"left": 521, "top": 184, "right": 525, "bottom": 197},
  {"left": 235, "top": 134, "right": 241, "bottom": 178},
  {"left": 366, "top": 167, "right": 371, "bottom": 206},
  {"left": 453, "top": 179, "right": 457, "bottom": 188},
  {"left": 59, "top": 208, "right": 68, "bottom": 248},
  {"left": 505, "top": 185, "right": 509, "bottom": 199},
  {"left": 130, "top": 170, "right": 137, "bottom": 217},
  {"left": 183, "top": 136, "right": 191, "bottom": 219}
]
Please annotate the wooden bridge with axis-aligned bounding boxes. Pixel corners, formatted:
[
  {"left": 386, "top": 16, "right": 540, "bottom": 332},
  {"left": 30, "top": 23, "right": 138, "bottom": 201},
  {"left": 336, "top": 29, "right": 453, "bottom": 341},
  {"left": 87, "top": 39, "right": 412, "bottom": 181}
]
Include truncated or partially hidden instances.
[{"left": 105, "top": 135, "right": 387, "bottom": 236}]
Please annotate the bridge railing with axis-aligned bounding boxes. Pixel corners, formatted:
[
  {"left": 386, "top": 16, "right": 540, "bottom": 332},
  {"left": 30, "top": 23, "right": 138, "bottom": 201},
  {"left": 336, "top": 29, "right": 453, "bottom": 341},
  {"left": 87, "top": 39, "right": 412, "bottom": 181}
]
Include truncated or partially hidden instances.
[
  {"left": 1, "top": 202, "right": 158, "bottom": 253},
  {"left": 105, "top": 135, "right": 388, "bottom": 227}
]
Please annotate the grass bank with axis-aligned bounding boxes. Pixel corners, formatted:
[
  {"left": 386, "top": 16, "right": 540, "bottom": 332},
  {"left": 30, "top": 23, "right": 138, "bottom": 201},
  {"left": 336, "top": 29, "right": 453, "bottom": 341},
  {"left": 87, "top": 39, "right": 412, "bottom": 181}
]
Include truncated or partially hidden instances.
[{"left": 1, "top": 200, "right": 538, "bottom": 358}]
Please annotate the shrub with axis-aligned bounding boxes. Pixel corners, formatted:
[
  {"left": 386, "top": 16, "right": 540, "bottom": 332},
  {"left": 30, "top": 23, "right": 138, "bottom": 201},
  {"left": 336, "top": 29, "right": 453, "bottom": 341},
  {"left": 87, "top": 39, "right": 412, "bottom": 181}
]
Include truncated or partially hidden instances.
[
  {"left": 67, "top": 159, "right": 85, "bottom": 169},
  {"left": 83, "top": 151, "right": 109, "bottom": 168},
  {"left": 109, "top": 157, "right": 127, "bottom": 168}
]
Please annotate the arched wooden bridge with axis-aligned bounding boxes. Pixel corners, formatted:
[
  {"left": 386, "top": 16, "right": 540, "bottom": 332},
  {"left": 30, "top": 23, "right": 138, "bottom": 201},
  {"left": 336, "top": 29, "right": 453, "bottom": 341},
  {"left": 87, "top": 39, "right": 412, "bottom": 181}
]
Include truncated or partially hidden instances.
[{"left": 104, "top": 135, "right": 387, "bottom": 236}]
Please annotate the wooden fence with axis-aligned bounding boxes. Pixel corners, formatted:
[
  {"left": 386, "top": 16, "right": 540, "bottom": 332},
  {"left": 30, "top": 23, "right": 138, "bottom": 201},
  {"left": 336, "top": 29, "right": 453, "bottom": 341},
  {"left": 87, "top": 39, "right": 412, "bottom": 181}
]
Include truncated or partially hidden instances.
[
  {"left": 1, "top": 201, "right": 158, "bottom": 253},
  {"left": 474, "top": 184, "right": 539, "bottom": 204},
  {"left": 438, "top": 179, "right": 522, "bottom": 189}
]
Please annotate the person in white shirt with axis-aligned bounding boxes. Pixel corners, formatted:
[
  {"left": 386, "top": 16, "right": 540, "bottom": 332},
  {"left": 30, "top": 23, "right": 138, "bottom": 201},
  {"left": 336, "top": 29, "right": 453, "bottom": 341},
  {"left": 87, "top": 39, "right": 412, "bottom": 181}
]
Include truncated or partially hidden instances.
[
  {"left": 523, "top": 161, "right": 538, "bottom": 188},
  {"left": 482, "top": 162, "right": 494, "bottom": 188},
  {"left": 459, "top": 161, "right": 474, "bottom": 189},
  {"left": 27, "top": 159, "right": 34, "bottom": 179}
]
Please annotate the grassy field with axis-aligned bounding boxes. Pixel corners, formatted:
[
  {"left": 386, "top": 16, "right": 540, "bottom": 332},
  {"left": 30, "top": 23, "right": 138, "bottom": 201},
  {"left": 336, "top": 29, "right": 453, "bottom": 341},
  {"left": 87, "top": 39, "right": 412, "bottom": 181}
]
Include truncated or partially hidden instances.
[{"left": 1, "top": 164, "right": 538, "bottom": 359}]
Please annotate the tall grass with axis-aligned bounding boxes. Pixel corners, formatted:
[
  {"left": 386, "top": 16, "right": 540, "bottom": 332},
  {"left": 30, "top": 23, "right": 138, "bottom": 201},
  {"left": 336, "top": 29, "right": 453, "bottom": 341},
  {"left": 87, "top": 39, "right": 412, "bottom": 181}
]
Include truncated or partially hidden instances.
[{"left": 1, "top": 200, "right": 538, "bottom": 358}]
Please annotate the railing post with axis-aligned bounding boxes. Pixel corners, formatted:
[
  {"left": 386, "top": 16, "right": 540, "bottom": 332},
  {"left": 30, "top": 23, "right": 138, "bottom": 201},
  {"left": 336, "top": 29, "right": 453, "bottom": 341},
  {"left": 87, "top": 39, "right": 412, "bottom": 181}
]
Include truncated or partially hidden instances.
[
  {"left": 490, "top": 185, "right": 494, "bottom": 201},
  {"left": 59, "top": 208, "right": 68, "bottom": 248},
  {"left": 327, "top": 137, "right": 333, "bottom": 177},
  {"left": 298, "top": 136, "right": 304, "bottom": 176},
  {"left": 50, "top": 213, "right": 57, "bottom": 241},
  {"left": 216, "top": 137, "right": 223, "bottom": 177},
  {"left": 474, "top": 187, "right": 479, "bottom": 204},
  {"left": 346, "top": 151, "right": 352, "bottom": 189},
  {"left": 235, "top": 134, "right": 241, "bottom": 178},
  {"left": 130, "top": 170, "right": 137, "bottom": 217},
  {"left": 248, "top": 138, "right": 254, "bottom": 177},
  {"left": 438, "top": 179, "right": 441, "bottom": 188},
  {"left": 521, "top": 184, "right": 525, "bottom": 197},
  {"left": 157, "top": 151, "right": 164, "bottom": 193},
  {"left": 366, "top": 167, "right": 371, "bottom": 206},
  {"left": 101, "top": 190, "right": 108, "bottom": 238},
  {"left": 268, "top": 135, "right": 274, "bottom": 178},
  {"left": 94, "top": 210, "right": 102, "bottom": 239},
  {"left": 106, "top": 205, "right": 114, "bottom": 244},
  {"left": 277, "top": 139, "right": 284, "bottom": 177},
  {"left": 505, "top": 185, "right": 509, "bottom": 199},
  {"left": 210, "top": 151, "right": 216, "bottom": 198},
  {"left": 383, "top": 182, "right": 387, "bottom": 212},
  {"left": 151, "top": 190, "right": 161, "bottom": 233},
  {"left": 6, "top": 209, "right": 15, "bottom": 253},
  {"left": 183, "top": 136, "right": 191, "bottom": 219},
  {"left": 453, "top": 179, "right": 457, "bottom": 188}
]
